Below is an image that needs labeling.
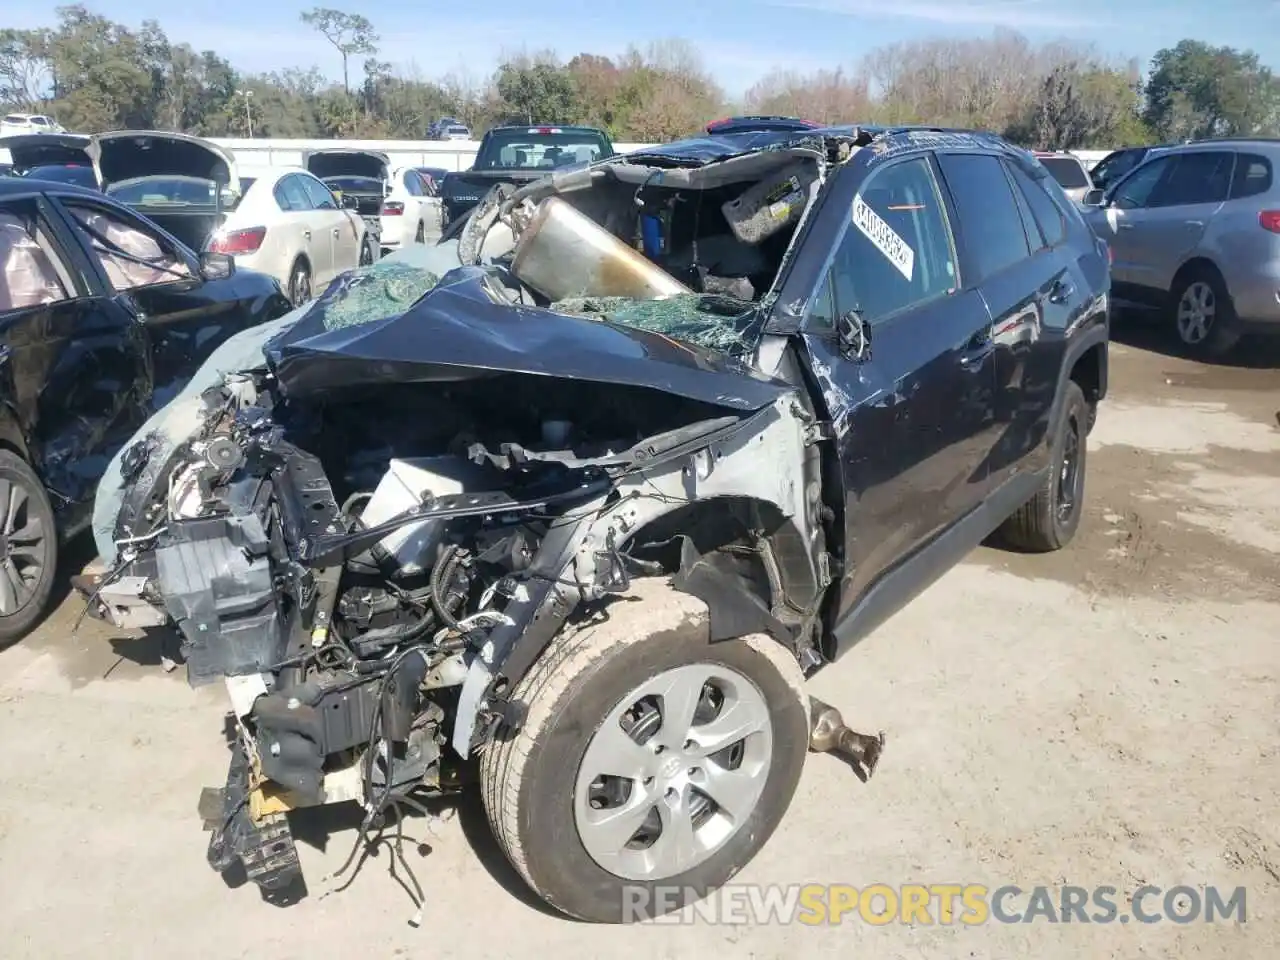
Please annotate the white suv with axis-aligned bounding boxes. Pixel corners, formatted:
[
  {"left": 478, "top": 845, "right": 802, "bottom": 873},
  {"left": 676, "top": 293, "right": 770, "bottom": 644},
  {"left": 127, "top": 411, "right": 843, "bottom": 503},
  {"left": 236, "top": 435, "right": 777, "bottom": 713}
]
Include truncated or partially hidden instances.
[{"left": 0, "top": 113, "right": 66, "bottom": 136}]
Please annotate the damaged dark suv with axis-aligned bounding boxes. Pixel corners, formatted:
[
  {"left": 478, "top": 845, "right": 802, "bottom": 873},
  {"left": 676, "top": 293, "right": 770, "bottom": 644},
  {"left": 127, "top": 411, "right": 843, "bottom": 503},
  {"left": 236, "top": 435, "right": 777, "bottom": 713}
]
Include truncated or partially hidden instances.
[{"left": 82, "top": 126, "right": 1109, "bottom": 923}]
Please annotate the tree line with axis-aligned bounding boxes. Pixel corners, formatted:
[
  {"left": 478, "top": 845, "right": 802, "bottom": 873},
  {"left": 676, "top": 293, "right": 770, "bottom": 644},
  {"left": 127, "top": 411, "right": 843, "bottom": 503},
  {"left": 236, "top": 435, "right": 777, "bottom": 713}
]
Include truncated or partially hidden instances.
[{"left": 2, "top": 5, "right": 1278, "bottom": 147}]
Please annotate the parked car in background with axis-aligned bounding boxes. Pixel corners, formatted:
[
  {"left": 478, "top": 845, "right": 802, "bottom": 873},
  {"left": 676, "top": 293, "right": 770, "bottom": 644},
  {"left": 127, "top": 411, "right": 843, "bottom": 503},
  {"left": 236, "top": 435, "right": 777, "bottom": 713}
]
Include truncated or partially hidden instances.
[
  {"left": 89, "top": 130, "right": 244, "bottom": 252},
  {"left": 303, "top": 148, "right": 389, "bottom": 248},
  {"left": 0, "top": 134, "right": 98, "bottom": 189},
  {"left": 430, "top": 118, "right": 471, "bottom": 140},
  {"left": 1087, "top": 144, "right": 1176, "bottom": 192},
  {"left": 413, "top": 166, "right": 450, "bottom": 193},
  {"left": 378, "top": 166, "right": 443, "bottom": 251},
  {"left": 1032, "top": 150, "right": 1094, "bottom": 203},
  {"left": 705, "top": 115, "right": 822, "bottom": 135},
  {"left": 0, "top": 176, "right": 292, "bottom": 643},
  {"left": 438, "top": 124, "right": 615, "bottom": 227},
  {"left": 0, "top": 113, "right": 67, "bottom": 136},
  {"left": 201, "top": 166, "right": 376, "bottom": 306},
  {"left": 1081, "top": 138, "right": 1280, "bottom": 357}
]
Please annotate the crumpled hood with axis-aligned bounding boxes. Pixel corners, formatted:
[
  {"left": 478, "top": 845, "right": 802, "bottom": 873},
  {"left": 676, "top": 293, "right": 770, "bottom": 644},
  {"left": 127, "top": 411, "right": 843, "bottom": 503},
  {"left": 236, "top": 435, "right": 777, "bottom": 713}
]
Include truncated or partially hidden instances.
[
  {"left": 89, "top": 131, "right": 239, "bottom": 192},
  {"left": 91, "top": 242, "right": 792, "bottom": 564},
  {"left": 265, "top": 264, "right": 790, "bottom": 410}
]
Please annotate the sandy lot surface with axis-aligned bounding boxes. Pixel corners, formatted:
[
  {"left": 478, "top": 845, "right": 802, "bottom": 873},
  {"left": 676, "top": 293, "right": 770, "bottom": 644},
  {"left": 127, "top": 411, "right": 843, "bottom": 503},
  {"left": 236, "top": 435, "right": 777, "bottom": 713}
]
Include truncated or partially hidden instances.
[{"left": 2, "top": 328, "right": 1277, "bottom": 959}]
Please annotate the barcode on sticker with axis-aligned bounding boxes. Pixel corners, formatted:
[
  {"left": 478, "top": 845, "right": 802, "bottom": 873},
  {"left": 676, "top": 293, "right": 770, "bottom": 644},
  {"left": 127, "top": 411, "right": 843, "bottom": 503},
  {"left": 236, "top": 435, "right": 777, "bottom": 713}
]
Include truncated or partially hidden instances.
[{"left": 852, "top": 194, "right": 914, "bottom": 281}]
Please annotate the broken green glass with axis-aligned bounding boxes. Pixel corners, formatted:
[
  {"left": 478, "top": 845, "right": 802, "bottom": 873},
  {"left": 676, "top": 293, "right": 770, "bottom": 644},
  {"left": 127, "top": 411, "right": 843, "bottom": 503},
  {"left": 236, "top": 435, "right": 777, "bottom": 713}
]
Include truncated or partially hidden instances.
[
  {"left": 550, "top": 293, "right": 765, "bottom": 355},
  {"left": 313, "top": 259, "right": 442, "bottom": 331}
]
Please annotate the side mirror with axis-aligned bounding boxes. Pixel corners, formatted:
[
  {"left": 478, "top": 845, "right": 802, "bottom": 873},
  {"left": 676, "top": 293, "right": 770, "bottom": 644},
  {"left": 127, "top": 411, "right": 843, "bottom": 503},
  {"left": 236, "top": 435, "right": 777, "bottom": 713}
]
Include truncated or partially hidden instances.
[
  {"left": 199, "top": 251, "right": 235, "bottom": 281},
  {"left": 1082, "top": 188, "right": 1106, "bottom": 207},
  {"left": 341, "top": 194, "right": 360, "bottom": 210},
  {"left": 837, "top": 309, "right": 872, "bottom": 362}
]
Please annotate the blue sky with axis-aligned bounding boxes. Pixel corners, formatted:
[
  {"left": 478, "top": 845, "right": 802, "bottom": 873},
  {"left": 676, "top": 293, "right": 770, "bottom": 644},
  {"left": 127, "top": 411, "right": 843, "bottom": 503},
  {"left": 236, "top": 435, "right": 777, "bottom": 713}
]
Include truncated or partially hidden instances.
[{"left": 9, "top": 0, "right": 1280, "bottom": 94}]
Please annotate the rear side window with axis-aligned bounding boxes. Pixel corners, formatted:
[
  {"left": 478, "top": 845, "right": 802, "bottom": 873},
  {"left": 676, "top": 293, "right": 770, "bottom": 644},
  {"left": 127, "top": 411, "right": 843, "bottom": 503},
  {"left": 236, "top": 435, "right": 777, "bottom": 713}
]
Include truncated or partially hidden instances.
[
  {"left": 937, "top": 153, "right": 1031, "bottom": 282},
  {"left": 402, "top": 170, "right": 424, "bottom": 196},
  {"left": 300, "top": 176, "right": 337, "bottom": 210},
  {"left": 1037, "top": 156, "right": 1090, "bottom": 190},
  {"left": 1230, "top": 153, "right": 1273, "bottom": 200},
  {"left": 1008, "top": 162, "right": 1066, "bottom": 248},
  {"left": 274, "top": 174, "right": 311, "bottom": 212}
]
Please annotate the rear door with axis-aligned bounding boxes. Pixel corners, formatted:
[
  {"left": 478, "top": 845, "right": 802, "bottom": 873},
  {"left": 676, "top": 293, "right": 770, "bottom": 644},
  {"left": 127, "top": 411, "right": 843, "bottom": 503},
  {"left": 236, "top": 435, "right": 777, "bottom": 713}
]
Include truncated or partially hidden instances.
[
  {"left": 934, "top": 151, "right": 1065, "bottom": 499},
  {"left": 794, "top": 152, "right": 997, "bottom": 647},
  {"left": 282, "top": 173, "right": 335, "bottom": 283},
  {"left": 267, "top": 174, "right": 326, "bottom": 283},
  {"left": 52, "top": 195, "right": 245, "bottom": 407},
  {"left": 0, "top": 194, "right": 150, "bottom": 519},
  {"left": 300, "top": 174, "right": 358, "bottom": 275}
]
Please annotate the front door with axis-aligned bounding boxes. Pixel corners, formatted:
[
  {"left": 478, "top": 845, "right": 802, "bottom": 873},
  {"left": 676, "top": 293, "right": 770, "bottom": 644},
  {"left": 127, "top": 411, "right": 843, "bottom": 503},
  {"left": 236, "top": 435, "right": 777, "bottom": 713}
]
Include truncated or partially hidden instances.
[
  {"left": 794, "top": 153, "right": 997, "bottom": 652},
  {"left": 54, "top": 197, "right": 247, "bottom": 407},
  {"left": 0, "top": 195, "right": 150, "bottom": 522}
]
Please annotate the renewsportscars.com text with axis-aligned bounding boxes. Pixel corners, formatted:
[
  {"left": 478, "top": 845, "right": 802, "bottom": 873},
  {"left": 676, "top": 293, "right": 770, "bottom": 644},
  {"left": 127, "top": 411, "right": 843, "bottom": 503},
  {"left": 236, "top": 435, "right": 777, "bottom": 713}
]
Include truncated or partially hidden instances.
[{"left": 623, "top": 883, "right": 1248, "bottom": 925}]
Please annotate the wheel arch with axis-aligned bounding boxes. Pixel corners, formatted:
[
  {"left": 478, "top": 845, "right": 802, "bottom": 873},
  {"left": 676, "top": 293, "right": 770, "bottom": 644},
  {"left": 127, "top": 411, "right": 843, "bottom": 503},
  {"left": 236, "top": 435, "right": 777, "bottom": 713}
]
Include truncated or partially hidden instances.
[{"left": 1170, "top": 256, "right": 1227, "bottom": 299}]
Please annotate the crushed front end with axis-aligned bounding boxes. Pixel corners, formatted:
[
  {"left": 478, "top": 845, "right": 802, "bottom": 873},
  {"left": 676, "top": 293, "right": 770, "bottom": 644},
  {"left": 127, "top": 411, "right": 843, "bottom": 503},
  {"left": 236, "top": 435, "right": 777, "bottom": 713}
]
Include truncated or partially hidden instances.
[{"left": 82, "top": 128, "right": 851, "bottom": 903}]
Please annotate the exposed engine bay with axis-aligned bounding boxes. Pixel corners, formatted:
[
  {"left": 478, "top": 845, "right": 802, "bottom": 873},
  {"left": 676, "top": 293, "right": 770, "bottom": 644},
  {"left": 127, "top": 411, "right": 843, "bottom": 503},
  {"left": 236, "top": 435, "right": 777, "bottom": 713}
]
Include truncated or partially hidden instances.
[{"left": 82, "top": 128, "right": 864, "bottom": 903}]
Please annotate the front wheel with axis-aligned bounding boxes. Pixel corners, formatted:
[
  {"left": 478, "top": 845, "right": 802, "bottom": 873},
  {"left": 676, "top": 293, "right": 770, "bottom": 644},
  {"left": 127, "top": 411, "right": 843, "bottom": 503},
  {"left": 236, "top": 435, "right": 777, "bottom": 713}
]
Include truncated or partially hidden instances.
[{"left": 480, "top": 578, "right": 810, "bottom": 923}]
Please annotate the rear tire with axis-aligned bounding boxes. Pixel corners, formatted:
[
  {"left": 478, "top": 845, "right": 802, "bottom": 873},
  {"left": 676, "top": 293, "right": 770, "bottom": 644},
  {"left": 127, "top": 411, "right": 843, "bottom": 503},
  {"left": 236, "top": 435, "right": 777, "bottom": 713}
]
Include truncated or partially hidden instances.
[
  {"left": 359, "top": 236, "right": 376, "bottom": 265},
  {"left": 287, "top": 259, "right": 311, "bottom": 307},
  {"left": 998, "top": 381, "right": 1088, "bottom": 552},
  {"left": 1170, "top": 266, "right": 1240, "bottom": 360},
  {"left": 480, "top": 578, "right": 809, "bottom": 923},
  {"left": 414, "top": 221, "right": 425, "bottom": 243},
  {"left": 0, "top": 451, "right": 58, "bottom": 647}
]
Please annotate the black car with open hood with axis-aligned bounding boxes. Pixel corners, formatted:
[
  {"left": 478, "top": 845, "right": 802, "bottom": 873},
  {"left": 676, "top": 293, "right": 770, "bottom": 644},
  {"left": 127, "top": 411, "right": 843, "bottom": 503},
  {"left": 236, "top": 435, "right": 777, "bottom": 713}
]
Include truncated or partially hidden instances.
[
  {"left": 303, "top": 148, "right": 389, "bottom": 228},
  {"left": 88, "top": 131, "right": 243, "bottom": 252},
  {"left": 0, "top": 133, "right": 97, "bottom": 188}
]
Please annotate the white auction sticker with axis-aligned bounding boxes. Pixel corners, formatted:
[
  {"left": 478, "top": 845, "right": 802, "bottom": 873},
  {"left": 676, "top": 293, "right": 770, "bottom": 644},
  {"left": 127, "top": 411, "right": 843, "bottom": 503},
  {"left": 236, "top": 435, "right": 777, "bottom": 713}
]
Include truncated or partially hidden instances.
[{"left": 852, "top": 194, "right": 914, "bottom": 281}]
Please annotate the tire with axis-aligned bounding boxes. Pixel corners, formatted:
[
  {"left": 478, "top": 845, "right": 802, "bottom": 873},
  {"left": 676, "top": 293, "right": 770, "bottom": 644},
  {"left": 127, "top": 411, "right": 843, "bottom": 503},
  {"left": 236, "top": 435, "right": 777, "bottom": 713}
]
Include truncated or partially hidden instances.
[
  {"left": 480, "top": 577, "right": 810, "bottom": 923},
  {"left": 287, "top": 259, "right": 311, "bottom": 308},
  {"left": 0, "top": 451, "right": 58, "bottom": 647},
  {"left": 998, "top": 380, "right": 1088, "bottom": 552},
  {"left": 359, "top": 236, "right": 376, "bottom": 266},
  {"left": 1170, "top": 266, "right": 1241, "bottom": 360},
  {"left": 414, "top": 221, "right": 425, "bottom": 244}
]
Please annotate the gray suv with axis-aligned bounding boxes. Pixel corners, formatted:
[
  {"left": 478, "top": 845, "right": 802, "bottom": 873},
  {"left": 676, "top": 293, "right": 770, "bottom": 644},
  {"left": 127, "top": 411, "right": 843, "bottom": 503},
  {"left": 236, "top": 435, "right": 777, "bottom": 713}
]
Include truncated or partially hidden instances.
[{"left": 1082, "top": 139, "right": 1280, "bottom": 358}]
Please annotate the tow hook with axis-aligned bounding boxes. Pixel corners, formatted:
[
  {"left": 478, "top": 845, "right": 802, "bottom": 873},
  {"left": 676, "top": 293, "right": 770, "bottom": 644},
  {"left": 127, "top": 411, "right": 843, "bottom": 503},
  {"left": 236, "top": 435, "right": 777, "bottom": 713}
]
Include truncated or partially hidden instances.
[{"left": 808, "top": 696, "right": 885, "bottom": 780}]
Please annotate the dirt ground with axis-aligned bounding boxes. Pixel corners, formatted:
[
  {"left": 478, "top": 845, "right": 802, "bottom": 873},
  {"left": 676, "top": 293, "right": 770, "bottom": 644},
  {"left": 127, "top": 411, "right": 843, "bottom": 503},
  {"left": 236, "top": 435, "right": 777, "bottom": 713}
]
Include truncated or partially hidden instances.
[{"left": 1, "top": 321, "right": 1277, "bottom": 959}]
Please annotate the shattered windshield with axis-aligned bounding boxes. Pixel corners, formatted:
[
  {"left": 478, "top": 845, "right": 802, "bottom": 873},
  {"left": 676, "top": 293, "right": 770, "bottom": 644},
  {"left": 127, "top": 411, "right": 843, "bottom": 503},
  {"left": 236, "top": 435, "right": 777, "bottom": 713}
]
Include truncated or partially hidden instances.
[
  {"left": 308, "top": 258, "right": 442, "bottom": 331},
  {"left": 551, "top": 294, "right": 765, "bottom": 357}
]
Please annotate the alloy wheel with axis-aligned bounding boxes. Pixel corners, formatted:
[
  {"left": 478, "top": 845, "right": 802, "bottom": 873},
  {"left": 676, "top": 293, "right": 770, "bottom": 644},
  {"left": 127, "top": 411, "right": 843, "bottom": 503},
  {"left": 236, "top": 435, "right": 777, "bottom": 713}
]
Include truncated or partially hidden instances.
[
  {"left": 1056, "top": 416, "right": 1081, "bottom": 524},
  {"left": 1176, "top": 281, "right": 1216, "bottom": 345},
  {"left": 573, "top": 662, "right": 773, "bottom": 882},
  {"left": 0, "top": 478, "right": 47, "bottom": 616},
  {"left": 291, "top": 268, "right": 311, "bottom": 306}
]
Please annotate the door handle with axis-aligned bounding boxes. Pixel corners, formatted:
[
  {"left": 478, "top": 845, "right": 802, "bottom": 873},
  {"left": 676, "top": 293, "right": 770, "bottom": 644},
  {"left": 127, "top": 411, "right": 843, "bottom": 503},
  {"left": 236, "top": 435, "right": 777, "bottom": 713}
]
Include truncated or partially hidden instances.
[
  {"left": 1185, "top": 220, "right": 1204, "bottom": 226},
  {"left": 1048, "top": 278, "right": 1075, "bottom": 304},
  {"left": 333, "top": 227, "right": 341, "bottom": 236},
  {"left": 959, "top": 330, "right": 993, "bottom": 370},
  {"left": 302, "top": 230, "right": 311, "bottom": 240},
  {"left": 959, "top": 343, "right": 993, "bottom": 370},
  {"left": 1117, "top": 222, "right": 1134, "bottom": 230}
]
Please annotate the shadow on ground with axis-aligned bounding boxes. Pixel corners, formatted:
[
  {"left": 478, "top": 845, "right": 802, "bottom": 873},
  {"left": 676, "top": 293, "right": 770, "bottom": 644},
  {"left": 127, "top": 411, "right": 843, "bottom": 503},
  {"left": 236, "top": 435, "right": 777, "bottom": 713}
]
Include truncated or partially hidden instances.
[{"left": 1111, "top": 308, "right": 1280, "bottom": 369}]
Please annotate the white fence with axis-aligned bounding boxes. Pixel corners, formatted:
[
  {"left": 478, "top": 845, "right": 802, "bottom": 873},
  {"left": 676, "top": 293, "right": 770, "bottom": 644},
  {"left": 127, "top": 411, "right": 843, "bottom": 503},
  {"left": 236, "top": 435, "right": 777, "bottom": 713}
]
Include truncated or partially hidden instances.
[
  {"left": 208, "top": 138, "right": 655, "bottom": 172},
  {"left": 207, "top": 137, "right": 1111, "bottom": 172}
]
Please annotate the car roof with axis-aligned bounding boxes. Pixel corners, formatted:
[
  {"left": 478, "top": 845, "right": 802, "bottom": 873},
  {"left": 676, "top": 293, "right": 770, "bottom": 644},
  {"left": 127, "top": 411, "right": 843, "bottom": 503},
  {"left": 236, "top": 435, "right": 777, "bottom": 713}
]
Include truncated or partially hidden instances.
[{"left": 486, "top": 124, "right": 608, "bottom": 135}]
